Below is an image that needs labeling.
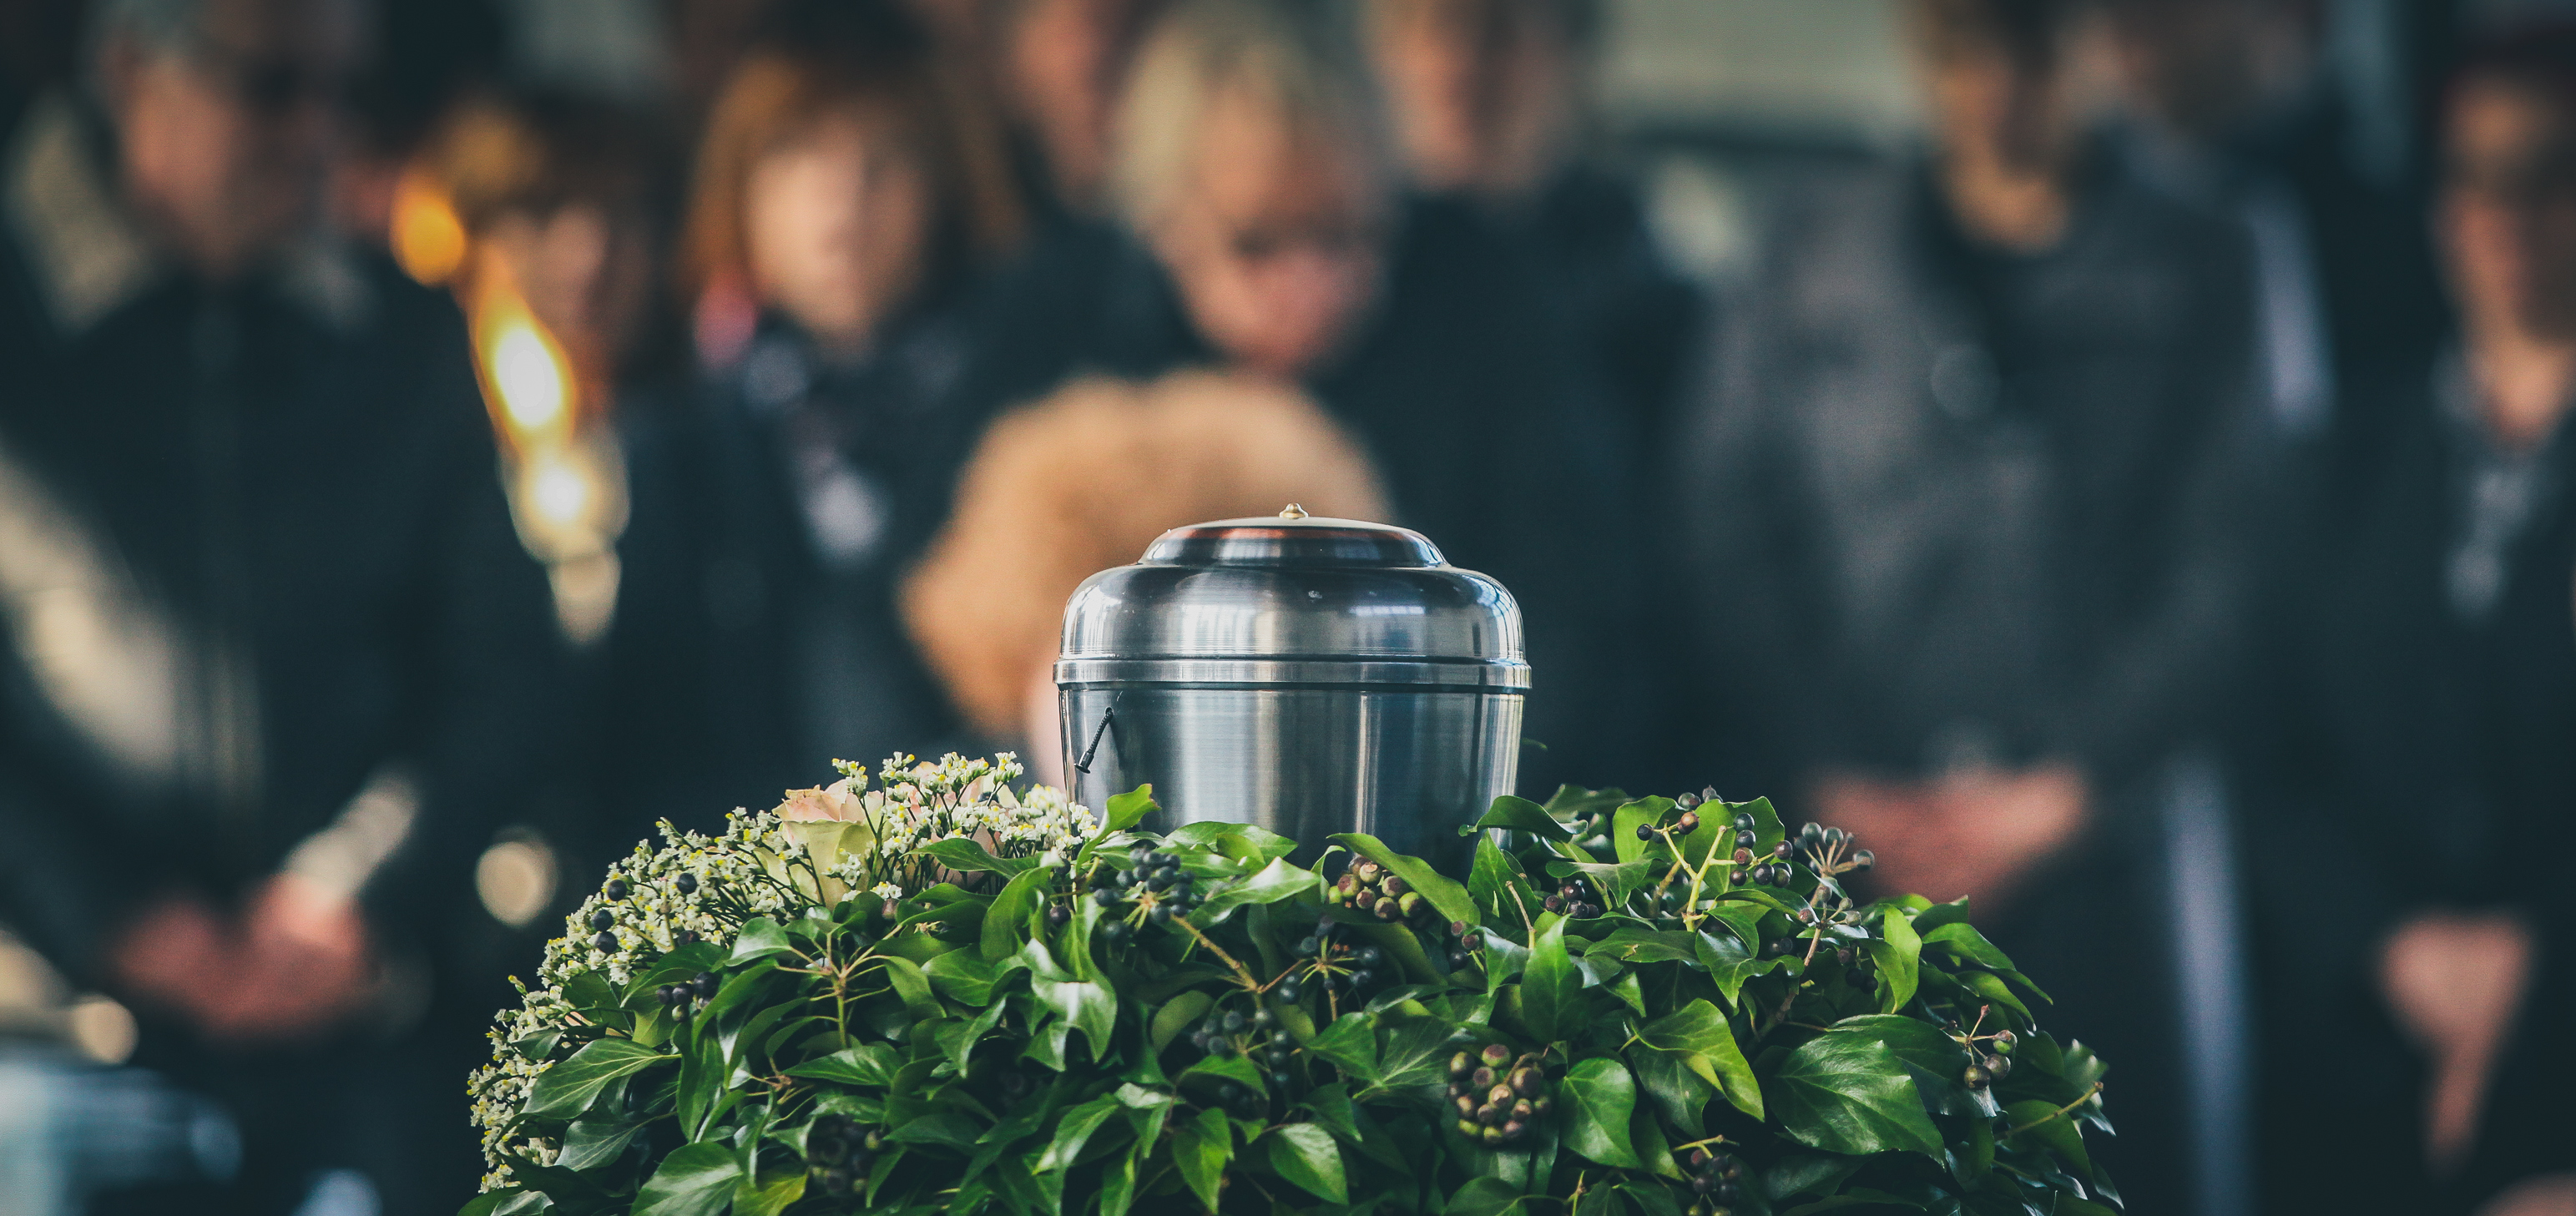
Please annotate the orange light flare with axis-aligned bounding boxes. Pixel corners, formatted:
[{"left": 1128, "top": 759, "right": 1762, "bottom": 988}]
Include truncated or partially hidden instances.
[
  {"left": 469, "top": 265, "right": 579, "bottom": 457},
  {"left": 389, "top": 164, "right": 467, "bottom": 285}
]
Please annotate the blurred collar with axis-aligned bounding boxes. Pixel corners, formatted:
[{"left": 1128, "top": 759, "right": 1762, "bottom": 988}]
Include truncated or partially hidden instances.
[{"left": 2, "top": 89, "right": 370, "bottom": 339}]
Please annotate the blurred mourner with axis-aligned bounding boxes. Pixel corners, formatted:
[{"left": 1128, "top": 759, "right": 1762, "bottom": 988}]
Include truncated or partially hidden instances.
[
  {"left": 2239, "top": 27, "right": 2576, "bottom": 1216},
  {"left": 593, "top": 0, "right": 1025, "bottom": 831},
  {"left": 949, "top": 0, "right": 1648, "bottom": 795},
  {"left": 1363, "top": 0, "right": 1700, "bottom": 447},
  {"left": 2100, "top": 0, "right": 2447, "bottom": 443},
  {"left": 0, "top": 0, "right": 563, "bottom": 1212},
  {"left": 1677, "top": 0, "right": 2265, "bottom": 1211}
]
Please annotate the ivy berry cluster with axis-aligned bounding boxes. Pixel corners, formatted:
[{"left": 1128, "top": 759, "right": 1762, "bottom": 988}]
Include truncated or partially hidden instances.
[
  {"left": 1086, "top": 846, "right": 1196, "bottom": 945},
  {"left": 1445, "top": 1044, "right": 1557, "bottom": 1148},
  {"left": 801, "top": 1114, "right": 881, "bottom": 1198},
  {"left": 1679, "top": 1143, "right": 1747, "bottom": 1215},
  {"left": 1289, "top": 916, "right": 1387, "bottom": 998}
]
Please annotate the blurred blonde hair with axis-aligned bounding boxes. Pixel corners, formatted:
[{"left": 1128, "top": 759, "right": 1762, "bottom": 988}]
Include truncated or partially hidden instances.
[
  {"left": 1109, "top": 0, "right": 1390, "bottom": 231},
  {"left": 902, "top": 370, "right": 1390, "bottom": 734}
]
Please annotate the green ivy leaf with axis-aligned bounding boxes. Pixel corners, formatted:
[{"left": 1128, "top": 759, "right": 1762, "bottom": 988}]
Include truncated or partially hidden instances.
[
  {"left": 1299, "top": 1083, "right": 1362, "bottom": 1143},
  {"left": 725, "top": 919, "right": 794, "bottom": 965},
  {"left": 1920, "top": 921, "right": 2015, "bottom": 971},
  {"left": 1635, "top": 1000, "right": 1761, "bottom": 1119},
  {"left": 1587, "top": 928, "right": 1702, "bottom": 966},
  {"left": 553, "top": 1118, "right": 642, "bottom": 1171},
  {"left": 2004, "top": 1099, "right": 2093, "bottom": 1177},
  {"left": 1827, "top": 1015, "right": 1991, "bottom": 1118},
  {"left": 1521, "top": 916, "right": 1581, "bottom": 1044},
  {"left": 981, "top": 867, "right": 1050, "bottom": 961},
  {"left": 1172, "top": 1107, "right": 1233, "bottom": 1212},
  {"left": 1104, "top": 786, "right": 1159, "bottom": 833},
  {"left": 917, "top": 837, "right": 1033, "bottom": 876},
  {"left": 1469, "top": 835, "right": 1538, "bottom": 929},
  {"left": 1363, "top": 1011, "right": 1456, "bottom": 1095},
  {"left": 1628, "top": 1042, "right": 1715, "bottom": 1139},
  {"left": 1038, "top": 1094, "right": 1124, "bottom": 1170},
  {"left": 1869, "top": 906, "right": 1922, "bottom": 1012},
  {"left": 1445, "top": 1177, "right": 1528, "bottom": 1216},
  {"left": 730, "top": 1170, "right": 804, "bottom": 1216},
  {"left": 922, "top": 948, "right": 1001, "bottom": 1006},
  {"left": 781, "top": 1042, "right": 899, "bottom": 1087},
  {"left": 1099, "top": 1145, "right": 1139, "bottom": 1216},
  {"left": 1265, "top": 1123, "right": 1348, "bottom": 1203},
  {"left": 1769, "top": 1032, "right": 1944, "bottom": 1158},
  {"left": 1468, "top": 795, "right": 1573, "bottom": 840},
  {"left": 1559, "top": 1057, "right": 1641, "bottom": 1168},
  {"left": 1609, "top": 799, "right": 1658, "bottom": 864},
  {"left": 1308, "top": 1013, "right": 1378, "bottom": 1077},
  {"left": 630, "top": 1142, "right": 739, "bottom": 1216},
  {"left": 1190, "top": 855, "right": 1321, "bottom": 925},
  {"left": 523, "top": 1037, "right": 669, "bottom": 1119},
  {"left": 1150, "top": 991, "right": 1215, "bottom": 1052}
]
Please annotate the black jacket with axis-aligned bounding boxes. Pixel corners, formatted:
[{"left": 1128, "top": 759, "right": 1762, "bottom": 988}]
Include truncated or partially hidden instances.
[
  {"left": 1679, "top": 158, "right": 2266, "bottom": 795},
  {"left": 0, "top": 95, "right": 563, "bottom": 987}
]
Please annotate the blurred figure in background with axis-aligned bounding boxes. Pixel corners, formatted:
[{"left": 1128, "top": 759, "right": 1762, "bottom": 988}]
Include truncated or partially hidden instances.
[
  {"left": 950, "top": 0, "right": 1647, "bottom": 795},
  {"left": 0, "top": 0, "right": 563, "bottom": 1211},
  {"left": 1677, "top": 0, "right": 2263, "bottom": 1209},
  {"left": 2101, "top": 0, "right": 2447, "bottom": 444},
  {"left": 904, "top": 370, "right": 1387, "bottom": 781},
  {"left": 596, "top": 0, "right": 1023, "bottom": 831},
  {"left": 1364, "top": 0, "right": 1700, "bottom": 447},
  {"left": 2240, "top": 27, "right": 2576, "bottom": 1216},
  {"left": 988, "top": 0, "right": 1167, "bottom": 218}
]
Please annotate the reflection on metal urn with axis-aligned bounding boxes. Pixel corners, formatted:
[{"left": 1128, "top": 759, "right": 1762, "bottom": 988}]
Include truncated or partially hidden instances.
[{"left": 1057, "top": 507, "right": 1525, "bottom": 861}]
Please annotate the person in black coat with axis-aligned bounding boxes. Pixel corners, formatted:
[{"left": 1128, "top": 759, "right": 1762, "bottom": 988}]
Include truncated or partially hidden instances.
[
  {"left": 595, "top": 0, "right": 1027, "bottom": 832},
  {"left": 2240, "top": 29, "right": 2576, "bottom": 1216},
  {"left": 944, "top": 0, "right": 1647, "bottom": 798},
  {"left": 0, "top": 0, "right": 563, "bottom": 1211},
  {"left": 1361, "top": 0, "right": 1702, "bottom": 451},
  {"left": 1675, "top": 1, "right": 2266, "bottom": 1210}
]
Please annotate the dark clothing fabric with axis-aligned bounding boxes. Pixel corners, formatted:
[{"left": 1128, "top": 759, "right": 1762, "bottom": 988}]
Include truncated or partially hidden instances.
[
  {"left": 596, "top": 303, "right": 973, "bottom": 834},
  {"left": 2236, "top": 350, "right": 2576, "bottom": 1215},
  {"left": 1680, "top": 159, "right": 2264, "bottom": 793},
  {"left": 1675, "top": 156, "right": 2265, "bottom": 1216},
  {"left": 949, "top": 203, "right": 1649, "bottom": 796},
  {"left": 0, "top": 94, "right": 562, "bottom": 1215},
  {"left": 1504, "top": 166, "right": 1705, "bottom": 452}
]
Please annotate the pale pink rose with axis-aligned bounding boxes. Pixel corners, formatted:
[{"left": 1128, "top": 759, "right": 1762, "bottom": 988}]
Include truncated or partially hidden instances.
[{"left": 775, "top": 780, "right": 863, "bottom": 822}]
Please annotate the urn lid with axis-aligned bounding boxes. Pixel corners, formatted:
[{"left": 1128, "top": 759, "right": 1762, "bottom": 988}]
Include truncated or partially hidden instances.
[{"left": 1057, "top": 506, "right": 1526, "bottom": 687}]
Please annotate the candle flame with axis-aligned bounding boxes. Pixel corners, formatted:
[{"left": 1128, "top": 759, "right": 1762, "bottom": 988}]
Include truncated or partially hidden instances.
[{"left": 472, "top": 273, "right": 576, "bottom": 450}]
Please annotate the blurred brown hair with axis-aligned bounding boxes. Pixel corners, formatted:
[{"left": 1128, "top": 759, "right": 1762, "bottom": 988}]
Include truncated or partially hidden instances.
[
  {"left": 681, "top": 0, "right": 1023, "bottom": 299},
  {"left": 430, "top": 88, "right": 668, "bottom": 238},
  {"left": 902, "top": 370, "right": 1389, "bottom": 734}
]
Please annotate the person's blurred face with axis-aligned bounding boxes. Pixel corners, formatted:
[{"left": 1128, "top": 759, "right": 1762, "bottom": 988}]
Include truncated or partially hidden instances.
[
  {"left": 1371, "top": 0, "right": 1495, "bottom": 192},
  {"left": 2440, "top": 77, "right": 2576, "bottom": 345},
  {"left": 1007, "top": 0, "right": 1148, "bottom": 209},
  {"left": 105, "top": 0, "right": 356, "bottom": 280},
  {"left": 483, "top": 201, "right": 657, "bottom": 379},
  {"left": 743, "top": 107, "right": 933, "bottom": 356},
  {"left": 1149, "top": 89, "right": 1388, "bottom": 382},
  {"left": 1916, "top": 6, "right": 2084, "bottom": 184},
  {"left": 2104, "top": 0, "right": 2316, "bottom": 146}
]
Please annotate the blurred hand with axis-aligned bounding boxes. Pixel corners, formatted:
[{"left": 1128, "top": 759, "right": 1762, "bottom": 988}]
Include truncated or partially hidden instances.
[
  {"left": 1813, "top": 763, "right": 2089, "bottom": 917},
  {"left": 2381, "top": 910, "right": 2533, "bottom": 1173},
  {"left": 2478, "top": 1174, "right": 2576, "bottom": 1216},
  {"left": 114, "top": 873, "right": 378, "bottom": 1044}
]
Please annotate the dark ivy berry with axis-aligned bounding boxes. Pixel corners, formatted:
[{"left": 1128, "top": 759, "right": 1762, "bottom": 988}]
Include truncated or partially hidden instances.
[
  {"left": 1222, "top": 1010, "right": 1247, "bottom": 1034},
  {"left": 1272, "top": 1071, "right": 1293, "bottom": 1089},
  {"left": 658, "top": 985, "right": 682, "bottom": 1006},
  {"left": 1637, "top": 824, "right": 1657, "bottom": 841},
  {"left": 1542, "top": 894, "right": 1564, "bottom": 913},
  {"left": 604, "top": 880, "right": 629, "bottom": 901},
  {"left": 1253, "top": 1007, "right": 1275, "bottom": 1029},
  {"left": 1462, "top": 932, "right": 1482, "bottom": 951},
  {"left": 590, "top": 909, "right": 615, "bottom": 931},
  {"left": 1275, "top": 980, "right": 1302, "bottom": 1002},
  {"left": 1677, "top": 791, "right": 1700, "bottom": 810},
  {"left": 1046, "top": 904, "right": 1071, "bottom": 927},
  {"left": 674, "top": 930, "right": 698, "bottom": 946},
  {"left": 1355, "top": 946, "right": 1383, "bottom": 967},
  {"left": 593, "top": 931, "right": 619, "bottom": 953},
  {"left": 1094, "top": 888, "right": 1121, "bottom": 907},
  {"left": 1147, "top": 903, "right": 1173, "bottom": 925},
  {"left": 1735, "top": 829, "right": 1757, "bottom": 848},
  {"left": 1677, "top": 811, "right": 1700, "bottom": 833},
  {"left": 1734, "top": 810, "right": 1755, "bottom": 830},
  {"left": 1349, "top": 968, "right": 1376, "bottom": 988},
  {"left": 1102, "top": 921, "right": 1131, "bottom": 946},
  {"left": 674, "top": 872, "right": 698, "bottom": 895},
  {"left": 692, "top": 971, "right": 717, "bottom": 998},
  {"left": 1296, "top": 936, "right": 1321, "bottom": 955},
  {"left": 1963, "top": 1064, "right": 1993, "bottom": 1089}
]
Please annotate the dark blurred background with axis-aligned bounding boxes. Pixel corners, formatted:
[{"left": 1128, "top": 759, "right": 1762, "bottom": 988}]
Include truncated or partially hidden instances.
[{"left": 0, "top": 0, "right": 2572, "bottom": 1214}]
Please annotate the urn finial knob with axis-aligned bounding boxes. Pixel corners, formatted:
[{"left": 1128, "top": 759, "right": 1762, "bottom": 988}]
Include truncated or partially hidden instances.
[{"left": 1279, "top": 502, "right": 1309, "bottom": 519}]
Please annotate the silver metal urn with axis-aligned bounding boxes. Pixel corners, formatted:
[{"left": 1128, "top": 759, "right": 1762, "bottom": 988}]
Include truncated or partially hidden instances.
[{"left": 1056, "top": 507, "right": 1525, "bottom": 860}]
